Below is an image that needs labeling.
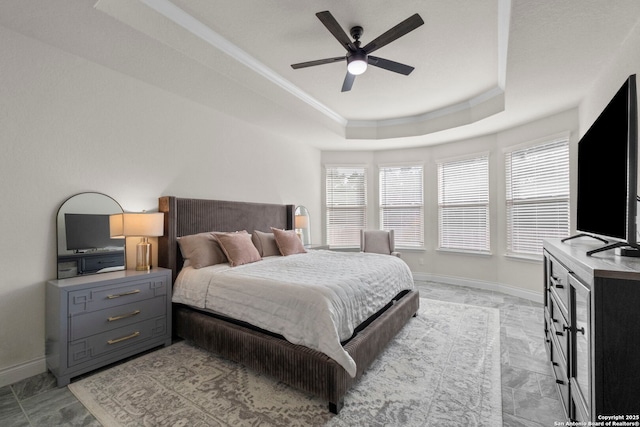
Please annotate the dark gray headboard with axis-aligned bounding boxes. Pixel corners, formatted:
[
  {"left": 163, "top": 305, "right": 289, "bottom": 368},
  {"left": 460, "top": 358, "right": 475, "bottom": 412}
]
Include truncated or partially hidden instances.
[{"left": 158, "top": 196, "right": 295, "bottom": 281}]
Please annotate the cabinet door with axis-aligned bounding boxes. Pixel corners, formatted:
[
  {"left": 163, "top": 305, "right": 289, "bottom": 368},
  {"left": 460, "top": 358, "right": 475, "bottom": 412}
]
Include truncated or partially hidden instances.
[{"left": 569, "top": 275, "right": 591, "bottom": 421}]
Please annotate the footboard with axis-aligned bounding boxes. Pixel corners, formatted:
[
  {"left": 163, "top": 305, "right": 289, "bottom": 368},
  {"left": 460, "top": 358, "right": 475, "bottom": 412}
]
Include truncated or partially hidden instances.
[{"left": 174, "top": 289, "right": 420, "bottom": 413}]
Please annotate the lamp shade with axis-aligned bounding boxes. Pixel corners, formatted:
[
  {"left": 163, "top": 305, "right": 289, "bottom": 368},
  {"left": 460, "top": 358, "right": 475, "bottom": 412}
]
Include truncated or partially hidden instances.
[
  {"left": 110, "top": 212, "right": 164, "bottom": 237},
  {"left": 295, "top": 214, "right": 309, "bottom": 229}
]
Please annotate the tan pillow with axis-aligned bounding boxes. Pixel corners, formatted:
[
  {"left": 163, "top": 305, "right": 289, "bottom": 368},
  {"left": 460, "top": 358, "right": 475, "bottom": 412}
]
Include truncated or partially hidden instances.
[
  {"left": 251, "top": 230, "right": 281, "bottom": 257},
  {"left": 214, "top": 231, "right": 262, "bottom": 267},
  {"left": 271, "top": 228, "right": 307, "bottom": 256},
  {"left": 177, "top": 232, "right": 227, "bottom": 268}
]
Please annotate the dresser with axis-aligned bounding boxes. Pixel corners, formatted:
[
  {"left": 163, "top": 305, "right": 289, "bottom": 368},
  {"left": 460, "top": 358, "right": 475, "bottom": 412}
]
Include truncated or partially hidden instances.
[
  {"left": 46, "top": 268, "right": 172, "bottom": 386},
  {"left": 543, "top": 239, "right": 640, "bottom": 421}
]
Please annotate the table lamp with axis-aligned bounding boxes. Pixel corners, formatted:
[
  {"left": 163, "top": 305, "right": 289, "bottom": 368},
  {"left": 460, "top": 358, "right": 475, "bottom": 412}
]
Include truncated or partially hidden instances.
[{"left": 110, "top": 212, "right": 164, "bottom": 271}]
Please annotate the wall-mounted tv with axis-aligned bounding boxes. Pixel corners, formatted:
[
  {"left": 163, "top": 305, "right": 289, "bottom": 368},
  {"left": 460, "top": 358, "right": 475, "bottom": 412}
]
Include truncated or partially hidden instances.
[
  {"left": 564, "top": 74, "right": 638, "bottom": 256},
  {"left": 64, "top": 213, "right": 124, "bottom": 251}
]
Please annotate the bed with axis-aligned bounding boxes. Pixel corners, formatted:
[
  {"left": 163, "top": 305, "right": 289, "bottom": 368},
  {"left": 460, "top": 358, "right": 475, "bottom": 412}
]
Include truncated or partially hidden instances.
[{"left": 157, "top": 196, "right": 420, "bottom": 413}]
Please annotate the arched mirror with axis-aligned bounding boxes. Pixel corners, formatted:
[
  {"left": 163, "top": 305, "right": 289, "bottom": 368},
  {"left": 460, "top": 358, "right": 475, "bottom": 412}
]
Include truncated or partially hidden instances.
[
  {"left": 295, "top": 205, "right": 311, "bottom": 246},
  {"left": 56, "top": 192, "right": 125, "bottom": 278}
]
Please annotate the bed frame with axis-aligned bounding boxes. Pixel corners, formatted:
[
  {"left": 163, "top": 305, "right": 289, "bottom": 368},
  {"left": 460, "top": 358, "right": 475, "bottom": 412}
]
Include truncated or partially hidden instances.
[{"left": 157, "top": 196, "right": 420, "bottom": 413}]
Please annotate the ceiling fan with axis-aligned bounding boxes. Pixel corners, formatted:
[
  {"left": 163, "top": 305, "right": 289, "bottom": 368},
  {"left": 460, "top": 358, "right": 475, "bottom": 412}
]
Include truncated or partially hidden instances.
[{"left": 291, "top": 11, "right": 424, "bottom": 92}]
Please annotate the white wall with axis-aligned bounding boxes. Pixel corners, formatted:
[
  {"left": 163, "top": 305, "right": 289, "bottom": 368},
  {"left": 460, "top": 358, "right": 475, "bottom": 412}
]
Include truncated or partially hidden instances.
[
  {"left": 580, "top": 19, "right": 640, "bottom": 137},
  {"left": 322, "top": 108, "right": 580, "bottom": 297},
  {"left": 579, "top": 15, "right": 640, "bottom": 216},
  {"left": 0, "top": 25, "right": 321, "bottom": 385}
]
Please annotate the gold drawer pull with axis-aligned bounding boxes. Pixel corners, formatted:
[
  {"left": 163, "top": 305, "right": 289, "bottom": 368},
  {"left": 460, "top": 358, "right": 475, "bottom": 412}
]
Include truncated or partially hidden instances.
[
  {"left": 106, "top": 289, "right": 141, "bottom": 299},
  {"left": 107, "top": 331, "right": 140, "bottom": 345},
  {"left": 108, "top": 310, "right": 141, "bottom": 322}
]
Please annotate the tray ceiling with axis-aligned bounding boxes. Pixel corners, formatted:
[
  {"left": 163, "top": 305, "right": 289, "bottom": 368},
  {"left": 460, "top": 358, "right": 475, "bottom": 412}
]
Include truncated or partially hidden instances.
[{"left": 2, "top": 1, "right": 640, "bottom": 149}]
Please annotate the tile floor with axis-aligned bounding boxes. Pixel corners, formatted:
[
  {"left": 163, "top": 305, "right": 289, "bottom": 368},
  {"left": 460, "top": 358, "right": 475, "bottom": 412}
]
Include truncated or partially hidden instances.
[
  {"left": 0, "top": 280, "right": 564, "bottom": 426},
  {"left": 415, "top": 281, "right": 566, "bottom": 427}
]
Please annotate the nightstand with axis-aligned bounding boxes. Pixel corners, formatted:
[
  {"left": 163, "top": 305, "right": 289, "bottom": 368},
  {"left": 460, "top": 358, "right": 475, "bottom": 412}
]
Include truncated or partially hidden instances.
[{"left": 45, "top": 268, "right": 172, "bottom": 386}]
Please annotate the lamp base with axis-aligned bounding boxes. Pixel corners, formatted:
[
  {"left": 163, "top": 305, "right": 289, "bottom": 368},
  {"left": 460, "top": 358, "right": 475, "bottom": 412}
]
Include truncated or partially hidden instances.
[{"left": 135, "top": 237, "right": 152, "bottom": 271}]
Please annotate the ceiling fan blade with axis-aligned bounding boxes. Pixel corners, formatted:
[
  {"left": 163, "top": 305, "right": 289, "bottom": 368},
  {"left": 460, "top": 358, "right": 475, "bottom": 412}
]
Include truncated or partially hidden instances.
[
  {"left": 316, "top": 11, "right": 356, "bottom": 51},
  {"left": 362, "top": 13, "right": 424, "bottom": 54},
  {"left": 341, "top": 72, "right": 356, "bottom": 92},
  {"left": 368, "top": 56, "right": 415, "bottom": 75},
  {"left": 291, "top": 56, "right": 346, "bottom": 69}
]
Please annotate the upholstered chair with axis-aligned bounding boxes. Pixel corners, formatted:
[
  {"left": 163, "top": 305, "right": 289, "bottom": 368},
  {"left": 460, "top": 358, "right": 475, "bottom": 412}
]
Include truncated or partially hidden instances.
[{"left": 360, "top": 230, "right": 401, "bottom": 257}]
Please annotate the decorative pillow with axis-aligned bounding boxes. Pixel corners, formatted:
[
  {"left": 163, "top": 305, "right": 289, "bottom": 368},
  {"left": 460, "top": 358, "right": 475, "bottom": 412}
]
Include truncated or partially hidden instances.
[
  {"left": 271, "top": 227, "right": 307, "bottom": 256},
  {"left": 214, "top": 231, "right": 262, "bottom": 267},
  {"left": 177, "top": 232, "right": 227, "bottom": 268},
  {"left": 251, "top": 230, "right": 281, "bottom": 257}
]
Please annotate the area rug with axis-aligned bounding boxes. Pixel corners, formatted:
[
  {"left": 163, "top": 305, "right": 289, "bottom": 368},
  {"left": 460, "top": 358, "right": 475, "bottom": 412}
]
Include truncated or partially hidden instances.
[{"left": 68, "top": 299, "right": 501, "bottom": 426}]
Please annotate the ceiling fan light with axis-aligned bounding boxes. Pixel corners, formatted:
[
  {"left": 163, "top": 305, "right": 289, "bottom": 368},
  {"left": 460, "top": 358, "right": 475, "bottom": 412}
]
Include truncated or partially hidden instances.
[{"left": 347, "top": 59, "right": 368, "bottom": 75}]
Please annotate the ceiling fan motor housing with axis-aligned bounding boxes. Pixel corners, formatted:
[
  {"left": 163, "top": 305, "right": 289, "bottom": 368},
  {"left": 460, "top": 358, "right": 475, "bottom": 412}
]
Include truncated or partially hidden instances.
[{"left": 350, "top": 26, "right": 364, "bottom": 41}]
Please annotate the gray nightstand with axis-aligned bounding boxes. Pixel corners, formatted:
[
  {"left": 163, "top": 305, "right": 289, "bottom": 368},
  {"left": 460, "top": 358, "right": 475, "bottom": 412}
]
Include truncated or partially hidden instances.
[{"left": 45, "top": 268, "right": 172, "bottom": 386}]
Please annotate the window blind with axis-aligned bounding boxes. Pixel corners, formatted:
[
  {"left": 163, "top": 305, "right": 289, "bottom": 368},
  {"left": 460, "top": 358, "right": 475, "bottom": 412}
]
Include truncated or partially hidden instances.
[
  {"left": 379, "top": 165, "right": 424, "bottom": 248},
  {"left": 325, "top": 166, "right": 367, "bottom": 247},
  {"left": 438, "top": 155, "right": 490, "bottom": 252},
  {"left": 505, "top": 138, "right": 570, "bottom": 255}
]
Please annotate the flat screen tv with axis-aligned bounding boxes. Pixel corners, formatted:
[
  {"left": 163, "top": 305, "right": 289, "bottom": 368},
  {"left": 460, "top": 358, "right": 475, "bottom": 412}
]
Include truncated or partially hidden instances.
[
  {"left": 64, "top": 213, "right": 124, "bottom": 251},
  {"left": 565, "top": 74, "right": 638, "bottom": 256}
]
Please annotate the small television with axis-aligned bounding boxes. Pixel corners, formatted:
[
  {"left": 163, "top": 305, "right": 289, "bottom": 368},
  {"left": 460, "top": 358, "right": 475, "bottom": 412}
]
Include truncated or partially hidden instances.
[
  {"left": 567, "top": 74, "right": 639, "bottom": 256},
  {"left": 64, "top": 213, "right": 124, "bottom": 251}
]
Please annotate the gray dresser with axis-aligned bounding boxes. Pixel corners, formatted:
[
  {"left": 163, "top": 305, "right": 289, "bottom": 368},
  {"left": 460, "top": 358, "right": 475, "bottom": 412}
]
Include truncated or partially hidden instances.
[{"left": 46, "top": 268, "right": 172, "bottom": 386}]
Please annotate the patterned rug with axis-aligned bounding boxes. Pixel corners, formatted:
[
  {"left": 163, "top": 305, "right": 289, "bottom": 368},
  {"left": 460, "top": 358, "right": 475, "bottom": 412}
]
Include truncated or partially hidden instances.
[{"left": 68, "top": 299, "right": 501, "bottom": 426}]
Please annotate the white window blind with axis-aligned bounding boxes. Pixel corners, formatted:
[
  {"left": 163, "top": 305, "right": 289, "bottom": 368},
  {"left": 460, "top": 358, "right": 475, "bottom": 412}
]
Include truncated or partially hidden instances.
[
  {"left": 379, "top": 165, "right": 424, "bottom": 248},
  {"left": 438, "top": 155, "right": 490, "bottom": 252},
  {"left": 325, "top": 166, "right": 367, "bottom": 247},
  {"left": 505, "top": 138, "right": 570, "bottom": 256}
]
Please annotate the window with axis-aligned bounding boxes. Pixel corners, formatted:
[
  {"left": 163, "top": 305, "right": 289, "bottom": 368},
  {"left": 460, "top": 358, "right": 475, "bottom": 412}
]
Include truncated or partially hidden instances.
[
  {"left": 325, "top": 166, "right": 367, "bottom": 247},
  {"left": 505, "top": 137, "right": 570, "bottom": 256},
  {"left": 379, "top": 165, "right": 424, "bottom": 248},
  {"left": 438, "top": 155, "right": 490, "bottom": 252}
]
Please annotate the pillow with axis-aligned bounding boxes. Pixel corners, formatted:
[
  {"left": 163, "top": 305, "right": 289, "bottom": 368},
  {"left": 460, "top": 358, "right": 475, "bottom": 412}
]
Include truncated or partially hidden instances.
[
  {"left": 214, "top": 231, "right": 262, "bottom": 267},
  {"left": 177, "top": 232, "right": 227, "bottom": 268},
  {"left": 251, "top": 230, "right": 281, "bottom": 257},
  {"left": 271, "top": 227, "right": 307, "bottom": 256}
]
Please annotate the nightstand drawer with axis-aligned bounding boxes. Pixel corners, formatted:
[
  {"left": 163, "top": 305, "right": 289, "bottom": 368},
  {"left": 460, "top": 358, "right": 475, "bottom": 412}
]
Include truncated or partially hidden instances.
[
  {"left": 69, "top": 297, "right": 166, "bottom": 340},
  {"left": 68, "top": 276, "right": 167, "bottom": 315},
  {"left": 68, "top": 316, "right": 167, "bottom": 367}
]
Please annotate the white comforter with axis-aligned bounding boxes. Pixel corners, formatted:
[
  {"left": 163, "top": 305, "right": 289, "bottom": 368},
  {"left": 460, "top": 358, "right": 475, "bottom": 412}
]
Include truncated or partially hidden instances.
[{"left": 172, "top": 250, "right": 414, "bottom": 377}]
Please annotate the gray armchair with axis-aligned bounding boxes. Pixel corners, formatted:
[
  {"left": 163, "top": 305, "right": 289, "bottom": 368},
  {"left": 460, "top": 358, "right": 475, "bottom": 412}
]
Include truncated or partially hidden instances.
[{"left": 360, "top": 230, "right": 401, "bottom": 257}]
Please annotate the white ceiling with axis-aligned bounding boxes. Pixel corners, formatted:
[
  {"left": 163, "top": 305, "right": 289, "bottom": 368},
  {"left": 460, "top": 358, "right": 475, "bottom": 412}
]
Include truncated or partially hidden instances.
[{"left": 2, "top": 1, "right": 640, "bottom": 150}]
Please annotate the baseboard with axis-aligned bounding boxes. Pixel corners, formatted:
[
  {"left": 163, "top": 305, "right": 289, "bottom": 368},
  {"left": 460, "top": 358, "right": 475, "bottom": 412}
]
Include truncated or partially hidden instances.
[
  {"left": 412, "top": 272, "right": 542, "bottom": 304},
  {"left": 0, "top": 356, "right": 47, "bottom": 388}
]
